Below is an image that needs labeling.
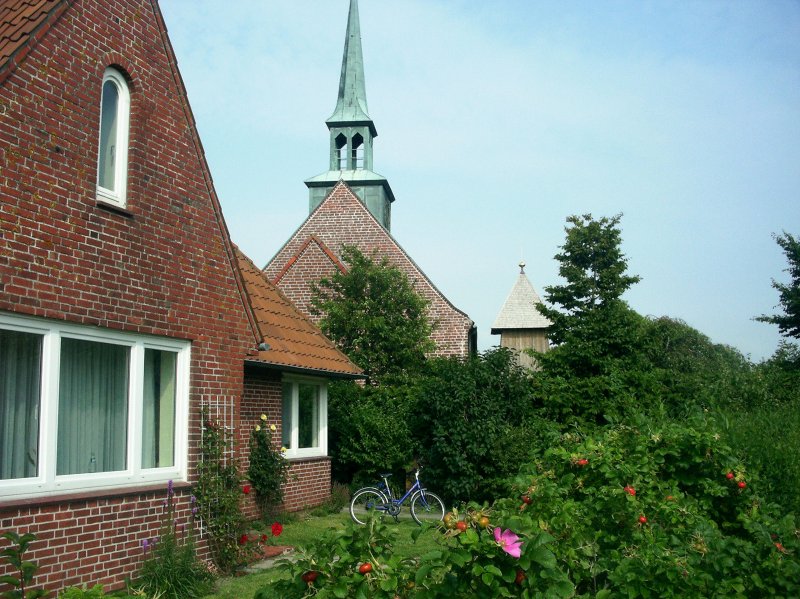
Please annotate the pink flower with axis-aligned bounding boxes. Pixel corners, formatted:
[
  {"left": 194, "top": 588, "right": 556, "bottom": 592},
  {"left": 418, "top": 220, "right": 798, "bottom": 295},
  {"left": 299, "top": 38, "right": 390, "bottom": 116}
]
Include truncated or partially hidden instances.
[{"left": 494, "top": 527, "right": 523, "bottom": 558}]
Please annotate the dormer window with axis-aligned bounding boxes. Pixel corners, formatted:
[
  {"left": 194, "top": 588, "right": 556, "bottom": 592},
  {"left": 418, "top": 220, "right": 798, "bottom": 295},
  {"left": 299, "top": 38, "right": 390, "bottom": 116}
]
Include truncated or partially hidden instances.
[{"left": 97, "top": 68, "right": 130, "bottom": 207}]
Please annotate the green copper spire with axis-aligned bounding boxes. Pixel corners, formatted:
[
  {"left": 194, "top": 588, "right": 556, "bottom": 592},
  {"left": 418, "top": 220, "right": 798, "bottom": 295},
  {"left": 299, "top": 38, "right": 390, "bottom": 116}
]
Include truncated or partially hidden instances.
[
  {"left": 306, "top": 0, "right": 395, "bottom": 229},
  {"left": 327, "top": 0, "right": 374, "bottom": 133}
]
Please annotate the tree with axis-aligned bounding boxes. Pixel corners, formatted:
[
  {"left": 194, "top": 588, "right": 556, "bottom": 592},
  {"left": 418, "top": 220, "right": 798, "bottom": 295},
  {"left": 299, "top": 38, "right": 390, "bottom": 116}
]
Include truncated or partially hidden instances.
[
  {"left": 310, "top": 245, "right": 435, "bottom": 384},
  {"left": 537, "top": 214, "right": 642, "bottom": 377},
  {"left": 757, "top": 232, "right": 800, "bottom": 340}
]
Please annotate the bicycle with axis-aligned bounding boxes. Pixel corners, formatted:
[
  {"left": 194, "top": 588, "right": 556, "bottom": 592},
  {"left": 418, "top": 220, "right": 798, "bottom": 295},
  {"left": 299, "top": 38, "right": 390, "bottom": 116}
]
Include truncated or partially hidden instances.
[{"left": 350, "top": 468, "right": 446, "bottom": 525}]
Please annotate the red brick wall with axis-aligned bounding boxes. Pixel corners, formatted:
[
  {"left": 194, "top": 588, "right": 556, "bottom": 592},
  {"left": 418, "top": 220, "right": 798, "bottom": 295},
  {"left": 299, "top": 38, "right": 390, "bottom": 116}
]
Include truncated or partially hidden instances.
[
  {"left": 265, "top": 182, "right": 475, "bottom": 357},
  {"left": 0, "top": 0, "right": 253, "bottom": 592},
  {"left": 0, "top": 488, "right": 197, "bottom": 592},
  {"left": 240, "top": 367, "right": 332, "bottom": 518}
]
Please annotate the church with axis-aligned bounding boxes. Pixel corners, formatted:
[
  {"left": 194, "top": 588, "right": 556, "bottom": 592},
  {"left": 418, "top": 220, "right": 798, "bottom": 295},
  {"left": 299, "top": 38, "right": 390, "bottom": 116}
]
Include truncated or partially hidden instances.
[{"left": 263, "top": 0, "right": 477, "bottom": 358}]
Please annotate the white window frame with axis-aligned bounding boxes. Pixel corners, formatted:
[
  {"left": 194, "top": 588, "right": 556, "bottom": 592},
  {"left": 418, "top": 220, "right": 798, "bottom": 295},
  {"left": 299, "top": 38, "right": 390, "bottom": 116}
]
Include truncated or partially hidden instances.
[
  {"left": 96, "top": 67, "right": 130, "bottom": 208},
  {"left": 0, "top": 313, "right": 190, "bottom": 501},
  {"left": 282, "top": 376, "right": 328, "bottom": 459}
]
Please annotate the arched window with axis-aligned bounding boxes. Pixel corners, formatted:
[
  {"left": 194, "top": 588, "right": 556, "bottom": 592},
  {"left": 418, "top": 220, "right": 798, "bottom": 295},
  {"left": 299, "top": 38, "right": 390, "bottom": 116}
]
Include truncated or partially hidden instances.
[
  {"left": 335, "top": 133, "right": 348, "bottom": 170},
  {"left": 352, "top": 133, "right": 364, "bottom": 169},
  {"left": 97, "top": 68, "right": 130, "bottom": 207}
]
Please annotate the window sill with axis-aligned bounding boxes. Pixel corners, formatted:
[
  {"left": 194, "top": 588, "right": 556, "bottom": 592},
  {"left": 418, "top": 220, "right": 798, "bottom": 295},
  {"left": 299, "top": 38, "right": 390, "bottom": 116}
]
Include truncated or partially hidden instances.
[
  {"left": 284, "top": 454, "right": 330, "bottom": 463},
  {"left": 96, "top": 199, "right": 134, "bottom": 217},
  {"left": 0, "top": 480, "right": 192, "bottom": 511}
]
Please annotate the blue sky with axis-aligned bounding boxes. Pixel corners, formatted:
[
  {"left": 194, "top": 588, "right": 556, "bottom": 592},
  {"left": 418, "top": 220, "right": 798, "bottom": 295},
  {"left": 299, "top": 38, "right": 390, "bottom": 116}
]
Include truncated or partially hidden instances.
[{"left": 160, "top": 0, "right": 800, "bottom": 361}]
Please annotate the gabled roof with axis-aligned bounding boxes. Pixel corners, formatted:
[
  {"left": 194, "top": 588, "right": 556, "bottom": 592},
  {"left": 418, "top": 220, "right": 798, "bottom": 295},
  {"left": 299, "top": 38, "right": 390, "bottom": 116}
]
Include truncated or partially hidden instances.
[
  {"left": 267, "top": 180, "right": 472, "bottom": 322},
  {"left": 235, "top": 246, "right": 363, "bottom": 379},
  {"left": 491, "top": 262, "right": 552, "bottom": 333},
  {"left": 0, "top": 0, "right": 68, "bottom": 84}
]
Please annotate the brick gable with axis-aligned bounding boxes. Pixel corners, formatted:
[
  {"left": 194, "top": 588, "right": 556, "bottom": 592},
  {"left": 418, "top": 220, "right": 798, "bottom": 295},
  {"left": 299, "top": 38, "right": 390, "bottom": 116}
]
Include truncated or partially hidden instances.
[
  {"left": 0, "top": 0, "right": 255, "bottom": 592},
  {"left": 265, "top": 181, "right": 475, "bottom": 357}
]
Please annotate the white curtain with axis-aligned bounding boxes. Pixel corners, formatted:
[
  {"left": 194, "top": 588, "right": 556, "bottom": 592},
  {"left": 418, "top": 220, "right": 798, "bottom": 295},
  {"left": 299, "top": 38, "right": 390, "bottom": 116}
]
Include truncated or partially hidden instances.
[
  {"left": 298, "top": 384, "right": 319, "bottom": 449},
  {"left": 98, "top": 80, "right": 119, "bottom": 190},
  {"left": 57, "top": 338, "right": 128, "bottom": 475},
  {"left": 0, "top": 330, "right": 42, "bottom": 479},
  {"left": 142, "top": 349, "right": 176, "bottom": 468}
]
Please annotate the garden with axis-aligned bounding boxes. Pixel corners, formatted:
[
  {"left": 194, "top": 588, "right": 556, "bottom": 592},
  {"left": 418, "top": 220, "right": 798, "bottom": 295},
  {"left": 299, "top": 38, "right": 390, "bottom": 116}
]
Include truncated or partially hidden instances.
[{"left": 2, "top": 220, "right": 798, "bottom": 598}]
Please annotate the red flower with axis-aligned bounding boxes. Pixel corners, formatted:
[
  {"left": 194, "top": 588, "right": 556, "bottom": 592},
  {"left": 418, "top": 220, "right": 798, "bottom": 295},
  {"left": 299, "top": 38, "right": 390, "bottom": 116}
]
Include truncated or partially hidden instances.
[
  {"left": 775, "top": 542, "right": 787, "bottom": 554},
  {"left": 239, "top": 533, "right": 248, "bottom": 545},
  {"left": 243, "top": 484, "right": 251, "bottom": 494},
  {"left": 624, "top": 485, "right": 636, "bottom": 496},
  {"left": 261, "top": 534, "right": 268, "bottom": 543},
  {"left": 271, "top": 522, "right": 283, "bottom": 537}
]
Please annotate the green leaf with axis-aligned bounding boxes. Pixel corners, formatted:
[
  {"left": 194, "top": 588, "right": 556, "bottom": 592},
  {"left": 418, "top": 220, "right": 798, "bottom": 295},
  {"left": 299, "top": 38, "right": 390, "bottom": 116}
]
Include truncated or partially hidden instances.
[
  {"left": 0, "top": 574, "right": 21, "bottom": 586},
  {"left": 529, "top": 545, "right": 557, "bottom": 569}
]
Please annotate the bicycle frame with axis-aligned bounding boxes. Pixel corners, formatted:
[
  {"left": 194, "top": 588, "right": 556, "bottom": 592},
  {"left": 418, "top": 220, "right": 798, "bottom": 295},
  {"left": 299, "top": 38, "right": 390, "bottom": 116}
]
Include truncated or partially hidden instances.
[
  {"left": 350, "top": 467, "right": 445, "bottom": 525},
  {"left": 378, "top": 469, "right": 429, "bottom": 507}
]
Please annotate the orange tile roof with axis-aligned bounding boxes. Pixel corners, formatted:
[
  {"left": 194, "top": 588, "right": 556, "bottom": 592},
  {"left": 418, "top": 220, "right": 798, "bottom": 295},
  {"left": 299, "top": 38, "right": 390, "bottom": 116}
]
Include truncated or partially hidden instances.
[
  {"left": 235, "top": 246, "right": 363, "bottom": 379},
  {"left": 0, "top": 0, "right": 67, "bottom": 84}
]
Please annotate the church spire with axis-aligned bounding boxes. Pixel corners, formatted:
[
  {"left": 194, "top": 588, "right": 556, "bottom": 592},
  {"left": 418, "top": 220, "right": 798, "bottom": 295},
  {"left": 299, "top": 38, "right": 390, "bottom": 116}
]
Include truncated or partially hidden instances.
[
  {"left": 305, "top": 0, "right": 395, "bottom": 230},
  {"left": 327, "top": 0, "right": 374, "bottom": 133}
]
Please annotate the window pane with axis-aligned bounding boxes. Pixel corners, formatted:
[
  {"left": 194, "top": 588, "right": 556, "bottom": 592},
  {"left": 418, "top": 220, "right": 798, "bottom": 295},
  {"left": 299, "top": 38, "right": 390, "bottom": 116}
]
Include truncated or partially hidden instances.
[
  {"left": 0, "top": 329, "right": 42, "bottom": 480},
  {"left": 298, "top": 384, "right": 319, "bottom": 449},
  {"left": 57, "top": 338, "right": 128, "bottom": 475},
  {"left": 142, "top": 349, "right": 176, "bottom": 468},
  {"left": 281, "top": 383, "right": 293, "bottom": 449},
  {"left": 98, "top": 80, "right": 119, "bottom": 190}
]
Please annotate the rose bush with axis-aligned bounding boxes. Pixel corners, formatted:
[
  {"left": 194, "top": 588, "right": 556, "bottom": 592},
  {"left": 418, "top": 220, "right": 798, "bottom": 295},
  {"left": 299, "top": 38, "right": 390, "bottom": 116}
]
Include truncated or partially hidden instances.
[{"left": 255, "top": 412, "right": 798, "bottom": 597}]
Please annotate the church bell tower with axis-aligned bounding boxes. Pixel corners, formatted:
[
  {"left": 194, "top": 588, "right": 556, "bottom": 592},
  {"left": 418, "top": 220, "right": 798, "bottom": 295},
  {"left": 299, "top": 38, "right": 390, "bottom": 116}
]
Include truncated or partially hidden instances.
[{"left": 305, "top": 0, "right": 395, "bottom": 230}]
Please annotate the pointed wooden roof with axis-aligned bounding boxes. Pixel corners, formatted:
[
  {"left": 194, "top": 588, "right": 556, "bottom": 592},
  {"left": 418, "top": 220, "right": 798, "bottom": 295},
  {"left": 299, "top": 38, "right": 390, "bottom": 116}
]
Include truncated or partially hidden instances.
[
  {"left": 491, "top": 261, "right": 552, "bottom": 333},
  {"left": 0, "top": 0, "right": 68, "bottom": 84},
  {"left": 235, "top": 246, "right": 363, "bottom": 379}
]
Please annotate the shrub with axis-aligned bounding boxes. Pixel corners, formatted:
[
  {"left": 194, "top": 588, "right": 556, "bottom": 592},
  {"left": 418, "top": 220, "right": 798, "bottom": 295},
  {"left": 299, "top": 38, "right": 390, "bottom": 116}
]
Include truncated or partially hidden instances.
[
  {"left": 136, "top": 481, "right": 214, "bottom": 599},
  {"left": 195, "top": 410, "right": 248, "bottom": 573},
  {"left": 328, "top": 380, "right": 417, "bottom": 486},
  {"left": 412, "top": 348, "right": 547, "bottom": 505},
  {"left": 247, "top": 414, "right": 289, "bottom": 517},
  {"left": 255, "top": 511, "right": 570, "bottom": 598},
  {"left": 501, "top": 413, "right": 800, "bottom": 597}
]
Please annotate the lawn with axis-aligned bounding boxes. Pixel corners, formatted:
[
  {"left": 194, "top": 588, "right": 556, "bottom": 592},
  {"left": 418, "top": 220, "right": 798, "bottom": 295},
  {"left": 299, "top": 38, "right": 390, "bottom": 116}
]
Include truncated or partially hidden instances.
[{"left": 202, "top": 511, "right": 440, "bottom": 599}]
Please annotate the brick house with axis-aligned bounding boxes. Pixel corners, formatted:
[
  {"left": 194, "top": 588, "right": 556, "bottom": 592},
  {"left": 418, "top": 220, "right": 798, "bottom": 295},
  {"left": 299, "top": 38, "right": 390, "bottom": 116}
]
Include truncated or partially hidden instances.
[
  {"left": 0, "top": 0, "right": 360, "bottom": 592},
  {"left": 265, "top": 0, "right": 476, "bottom": 358}
]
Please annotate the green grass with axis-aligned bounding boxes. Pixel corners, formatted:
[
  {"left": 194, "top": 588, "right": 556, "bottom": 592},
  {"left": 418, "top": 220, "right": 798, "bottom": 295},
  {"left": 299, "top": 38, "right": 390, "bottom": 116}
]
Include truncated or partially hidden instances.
[{"left": 202, "top": 510, "right": 441, "bottom": 599}]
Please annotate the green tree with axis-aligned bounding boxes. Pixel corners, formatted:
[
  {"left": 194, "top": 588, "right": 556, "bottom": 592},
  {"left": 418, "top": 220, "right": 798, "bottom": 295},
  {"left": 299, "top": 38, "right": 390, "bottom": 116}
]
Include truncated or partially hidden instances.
[
  {"left": 537, "top": 213, "right": 642, "bottom": 377},
  {"left": 533, "top": 214, "right": 647, "bottom": 423},
  {"left": 310, "top": 245, "right": 435, "bottom": 384},
  {"left": 757, "top": 232, "right": 800, "bottom": 339}
]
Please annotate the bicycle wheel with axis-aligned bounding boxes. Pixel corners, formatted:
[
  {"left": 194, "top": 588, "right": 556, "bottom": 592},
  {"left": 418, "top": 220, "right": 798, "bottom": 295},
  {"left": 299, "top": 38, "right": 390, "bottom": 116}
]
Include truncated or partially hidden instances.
[
  {"left": 410, "top": 490, "right": 445, "bottom": 525},
  {"left": 350, "top": 488, "right": 387, "bottom": 525}
]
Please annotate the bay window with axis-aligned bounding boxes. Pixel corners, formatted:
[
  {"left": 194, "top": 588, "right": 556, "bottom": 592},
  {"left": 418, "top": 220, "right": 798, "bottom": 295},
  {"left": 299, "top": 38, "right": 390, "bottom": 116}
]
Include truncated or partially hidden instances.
[
  {"left": 0, "top": 313, "right": 189, "bottom": 500},
  {"left": 281, "top": 378, "right": 327, "bottom": 459}
]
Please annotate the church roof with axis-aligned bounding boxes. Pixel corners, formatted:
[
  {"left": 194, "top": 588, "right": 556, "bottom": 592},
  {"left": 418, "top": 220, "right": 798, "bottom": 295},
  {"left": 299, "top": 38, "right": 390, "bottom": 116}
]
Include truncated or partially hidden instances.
[
  {"left": 491, "top": 262, "right": 552, "bottom": 333},
  {"left": 326, "top": 0, "right": 375, "bottom": 135},
  {"left": 235, "top": 245, "right": 363, "bottom": 379},
  {"left": 0, "top": 0, "right": 68, "bottom": 84}
]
